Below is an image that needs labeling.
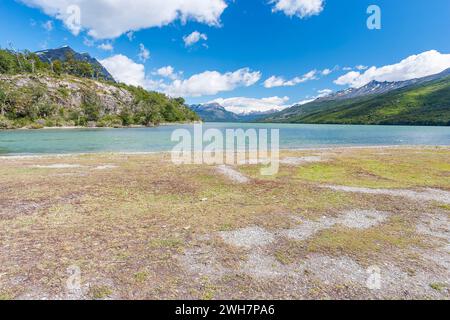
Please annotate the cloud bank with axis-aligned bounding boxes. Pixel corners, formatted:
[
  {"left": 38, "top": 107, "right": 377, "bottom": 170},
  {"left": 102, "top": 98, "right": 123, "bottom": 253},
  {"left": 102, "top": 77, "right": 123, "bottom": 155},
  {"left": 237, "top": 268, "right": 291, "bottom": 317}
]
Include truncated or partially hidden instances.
[
  {"left": 164, "top": 68, "right": 261, "bottom": 97},
  {"left": 20, "top": 0, "right": 227, "bottom": 39},
  {"left": 335, "top": 50, "right": 450, "bottom": 88},
  {"left": 101, "top": 55, "right": 261, "bottom": 98}
]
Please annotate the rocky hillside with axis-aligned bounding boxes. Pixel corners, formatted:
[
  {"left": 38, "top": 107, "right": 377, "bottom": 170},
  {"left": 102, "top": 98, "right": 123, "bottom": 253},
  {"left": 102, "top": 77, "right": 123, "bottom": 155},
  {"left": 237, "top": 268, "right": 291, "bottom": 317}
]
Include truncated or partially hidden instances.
[{"left": 0, "top": 73, "right": 199, "bottom": 129}]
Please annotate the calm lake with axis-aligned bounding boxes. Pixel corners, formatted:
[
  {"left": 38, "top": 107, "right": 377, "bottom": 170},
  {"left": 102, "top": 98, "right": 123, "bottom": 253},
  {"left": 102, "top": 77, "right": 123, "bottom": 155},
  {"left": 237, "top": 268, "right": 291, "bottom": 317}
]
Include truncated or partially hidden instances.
[{"left": 1, "top": 123, "right": 450, "bottom": 155}]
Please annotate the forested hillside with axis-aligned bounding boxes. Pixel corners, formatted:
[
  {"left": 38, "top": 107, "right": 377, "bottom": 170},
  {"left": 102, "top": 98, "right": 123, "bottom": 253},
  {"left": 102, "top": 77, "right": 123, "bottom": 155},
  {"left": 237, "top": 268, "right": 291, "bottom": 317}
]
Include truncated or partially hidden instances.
[{"left": 0, "top": 48, "right": 199, "bottom": 129}]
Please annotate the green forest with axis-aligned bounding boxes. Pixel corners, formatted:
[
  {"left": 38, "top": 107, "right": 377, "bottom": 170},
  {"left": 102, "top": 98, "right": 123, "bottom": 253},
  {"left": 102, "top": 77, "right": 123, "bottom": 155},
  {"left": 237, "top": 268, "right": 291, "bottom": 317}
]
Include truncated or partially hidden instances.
[{"left": 0, "top": 48, "right": 199, "bottom": 129}]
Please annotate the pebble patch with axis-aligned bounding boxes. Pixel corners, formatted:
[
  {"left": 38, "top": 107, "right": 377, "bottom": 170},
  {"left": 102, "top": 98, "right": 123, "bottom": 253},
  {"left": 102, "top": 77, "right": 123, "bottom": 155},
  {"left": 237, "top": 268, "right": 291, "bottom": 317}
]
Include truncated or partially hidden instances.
[
  {"left": 280, "top": 156, "right": 324, "bottom": 165},
  {"left": 219, "top": 226, "right": 275, "bottom": 249},
  {"left": 93, "top": 165, "right": 118, "bottom": 170},
  {"left": 216, "top": 165, "right": 250, "bottom": 183},
  {"left": 32, "top": 164, "right": 84, "bottom": 169},
  {"left": 280, "top": 210, "right": 389, "bottom": 240},
  {"left": 324, "top": 185, "right": 450, "bottom": 204}
]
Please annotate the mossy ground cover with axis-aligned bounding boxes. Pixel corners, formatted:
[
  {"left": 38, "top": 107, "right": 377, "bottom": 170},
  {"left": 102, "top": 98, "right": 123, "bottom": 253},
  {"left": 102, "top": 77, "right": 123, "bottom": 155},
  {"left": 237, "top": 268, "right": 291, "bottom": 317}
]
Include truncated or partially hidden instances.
[{"left": 0, "top": 147, "right": 448, "bottom": 299}]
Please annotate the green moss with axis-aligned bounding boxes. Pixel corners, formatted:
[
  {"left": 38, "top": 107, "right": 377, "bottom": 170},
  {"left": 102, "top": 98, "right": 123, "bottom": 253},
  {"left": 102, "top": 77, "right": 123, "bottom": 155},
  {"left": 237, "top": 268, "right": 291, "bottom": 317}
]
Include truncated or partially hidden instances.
[
  {"left": 274, "top": 251, "right": 295, "bottom": 265},
  {"left": 89, "top": 285, "right": 113, "bottom": 299},
  {"left": 0, "top": 292, "right": 14, "bottom": 300},
  {"left": 295, "top": 154, "right": 450, "bottom": 189},
  {"left": 307, "top": 217, "right": 424, "bottom": 258},
  {"left": 438, "top": 204, "right": 450, "bottom": 211},
  {"left": 430, "top": 283, "right": 447, "bottom": 292},
  {"left": 134, "top": 271, "right": 149, "bottom": 284},
  {"left": 200, "top": 280, "right": 217, "bottom": 300},
  {"left": 148, "top": 238, "right": 183, "bottom": 249}
]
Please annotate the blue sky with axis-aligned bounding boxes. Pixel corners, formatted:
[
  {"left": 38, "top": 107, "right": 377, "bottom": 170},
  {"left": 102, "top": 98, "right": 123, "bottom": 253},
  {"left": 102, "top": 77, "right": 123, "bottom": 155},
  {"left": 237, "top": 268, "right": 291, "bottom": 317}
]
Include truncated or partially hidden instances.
[{"left": 1, "top": 0, "right": 450, "bottom": 113}]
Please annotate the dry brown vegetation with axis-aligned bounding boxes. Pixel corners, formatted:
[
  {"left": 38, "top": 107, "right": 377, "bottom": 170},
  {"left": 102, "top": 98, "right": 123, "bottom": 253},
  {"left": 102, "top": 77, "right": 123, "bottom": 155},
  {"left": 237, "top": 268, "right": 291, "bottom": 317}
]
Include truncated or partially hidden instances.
[{"left": 0, "top": 147, "right": 449, "bottom": 300}]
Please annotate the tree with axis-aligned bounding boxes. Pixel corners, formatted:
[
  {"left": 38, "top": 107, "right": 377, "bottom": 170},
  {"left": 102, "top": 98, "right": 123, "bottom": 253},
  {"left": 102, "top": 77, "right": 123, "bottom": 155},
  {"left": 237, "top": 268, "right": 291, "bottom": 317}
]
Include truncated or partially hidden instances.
[
  {"left": 0, "top": 86, "right": 6, "bottom": 116},
  {"left": 81, "top": 90, "right": 101, "bottom": 121},
  {"left": 53, "top": 60, "right": 63, "bottom": 75},
  {"left": 136, "top": 100, "right": 162, "bottom": 126},
  {"left": 0, "top": 50, "right": 17, "bottom": 73},
  {"left": 76, "top": 61, "right": 94, "bottom": 78}
]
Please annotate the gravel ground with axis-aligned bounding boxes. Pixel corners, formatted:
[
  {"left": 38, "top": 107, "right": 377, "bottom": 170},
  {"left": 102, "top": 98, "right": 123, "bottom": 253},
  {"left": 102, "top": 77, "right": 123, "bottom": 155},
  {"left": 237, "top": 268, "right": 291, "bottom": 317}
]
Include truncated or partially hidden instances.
[
  {"left": 32, "top": 164, "right": 84, "bottom": 169},
  {"left": 325, "top": 185, "right": 450, "bottom": 204},
  {"left": 280, "top": 210, "right": 389, "bottom": 240},
  {"left": 280, "top": 156, "right": 324, "bottom": 165},
  {"left": 219, "top": 227, "right": 275, "bottom": 249},
  {"left": 215, "top": 165, "right": 250, "bottom": 183}
]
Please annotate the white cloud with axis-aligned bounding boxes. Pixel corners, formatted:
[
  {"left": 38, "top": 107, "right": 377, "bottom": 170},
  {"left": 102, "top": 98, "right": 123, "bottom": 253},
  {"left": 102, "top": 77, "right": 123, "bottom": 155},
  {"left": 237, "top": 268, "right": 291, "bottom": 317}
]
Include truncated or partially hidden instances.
[
  {"left": 183, "top": 31, "right": 208, "bottom": 47},
  {"left": 100, "top": 54, "right": 146, "bottom": 87},
  {"left": 264, "top": 70, "right": 318, "bottom": 88},
  {"left": 294, "top": 98, "right": 315, "bottom": 105},
  {"left": 138, "top": 43, "right": 150, "bottom": 62},
  {"left": 154, "top": 66, "right": 180, "bottom": 80},
  {"left": 42, "top": 20, "right": 53, "bottom": 31},
  {"left": 293, "top": 88, "right": 333, "bottom": 105},
  {"left": 317, "top": 88, "right": 333, "bottom": 97},
  {"left": 100, "top": 55, "right": 260, "bottom": 97},
  {"left": 98, "top": 43, "right": 113, "bottom": 51},
  {"left": 335, "top": 50, "right": 450, "bottom": 88},
  {"left": 271, "top": 0, "right": 324, "bottom": 19},
  {"left": 355, "top": 65, "right": 368, "bottom": 71},
  {"left": 321, "top": 68, "right": 332, "bottom": 76},
  {"left": 164, "top": 68, "right": 261, "bottom": 97},
  {"left": 20, "top": 0, "right": 227, "bottom": 39},
  {"left": 210, "top": 96, "right": 290, "bottom": 114}
]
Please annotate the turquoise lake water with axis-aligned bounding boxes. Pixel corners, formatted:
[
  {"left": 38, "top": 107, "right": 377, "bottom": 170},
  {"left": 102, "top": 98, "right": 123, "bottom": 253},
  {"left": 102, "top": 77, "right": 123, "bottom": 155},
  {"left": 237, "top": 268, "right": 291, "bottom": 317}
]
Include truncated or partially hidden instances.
[{"left": 0, "top": 123, "right": 449, "bottom": 155}]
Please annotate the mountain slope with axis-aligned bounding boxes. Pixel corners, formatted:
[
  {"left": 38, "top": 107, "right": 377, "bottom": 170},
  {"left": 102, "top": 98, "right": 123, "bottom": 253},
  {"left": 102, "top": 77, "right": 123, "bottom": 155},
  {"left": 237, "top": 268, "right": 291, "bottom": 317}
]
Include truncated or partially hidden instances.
[
  {"left": 189, "top": 103, "right": 240, "bottom": 122},
  {"left": 318, "top": 68, "right": 450, "bottom": 102},
  {"left": 264, "top": 70, "right": 450, "bottom": 126},
  {"left": 35, "top": 46, "right": 115, "bottom": 82}
]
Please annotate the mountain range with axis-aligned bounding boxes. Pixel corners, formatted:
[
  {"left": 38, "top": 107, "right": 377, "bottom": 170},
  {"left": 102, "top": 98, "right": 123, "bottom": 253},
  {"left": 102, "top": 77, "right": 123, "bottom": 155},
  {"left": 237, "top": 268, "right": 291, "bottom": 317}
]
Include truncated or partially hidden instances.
[
  {"left": 190, "top": 69, "right": 450, "bottom": 125},
  {"left": 262, "top": 68, "right": 450, "bottom": 126},
  {"left": 189, "top": 103, "right": 278, "bottom": 122}
]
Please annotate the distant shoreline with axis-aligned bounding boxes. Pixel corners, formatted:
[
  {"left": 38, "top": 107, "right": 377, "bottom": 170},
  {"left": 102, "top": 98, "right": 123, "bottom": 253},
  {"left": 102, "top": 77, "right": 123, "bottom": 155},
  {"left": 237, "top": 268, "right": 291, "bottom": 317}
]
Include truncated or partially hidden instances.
[
  {"left": 1, "top": 121, "right": 203, "bottom": 131},
  {"left": 2, "top": 120, "right": 450, "bottom": 131}
]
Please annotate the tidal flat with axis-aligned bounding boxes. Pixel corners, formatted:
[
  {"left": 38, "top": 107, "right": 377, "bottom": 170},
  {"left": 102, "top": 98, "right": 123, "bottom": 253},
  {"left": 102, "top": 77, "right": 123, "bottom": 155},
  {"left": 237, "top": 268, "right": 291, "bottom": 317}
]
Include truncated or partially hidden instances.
[{"left": 0, "top": 147, "right": 449, "bottom": 300}]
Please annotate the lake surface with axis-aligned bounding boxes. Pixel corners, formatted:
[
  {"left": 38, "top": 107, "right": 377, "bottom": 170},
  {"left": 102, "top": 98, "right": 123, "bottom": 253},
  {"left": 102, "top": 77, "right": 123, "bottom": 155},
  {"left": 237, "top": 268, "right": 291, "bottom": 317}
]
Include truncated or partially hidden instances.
[{"left": 1, "top": 123, "right": 450, "bottom": 155}]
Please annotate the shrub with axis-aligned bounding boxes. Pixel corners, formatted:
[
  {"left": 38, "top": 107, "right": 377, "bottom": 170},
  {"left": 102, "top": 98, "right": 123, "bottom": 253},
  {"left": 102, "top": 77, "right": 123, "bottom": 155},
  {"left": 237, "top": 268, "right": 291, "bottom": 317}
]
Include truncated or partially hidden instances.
[
  {"left": 44, "top": 118, "right": 56, "bottom": 127},
  {"left": 12, "top": 117, "right": 32, "bottom": 128},
  {"left": 97, "top": 115, "right": 123, "bottom": 128},
  {"left": 0, "top": 116, "right": 13, "bottom": 129},
  {"left": 27, "top": 122, "right": 44, "bottom": 129}
]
